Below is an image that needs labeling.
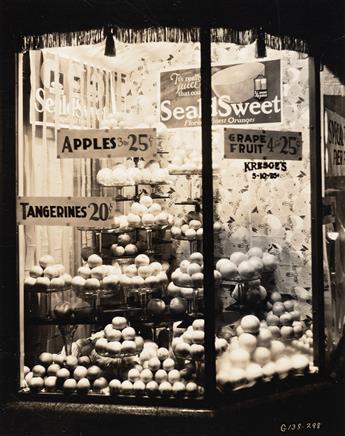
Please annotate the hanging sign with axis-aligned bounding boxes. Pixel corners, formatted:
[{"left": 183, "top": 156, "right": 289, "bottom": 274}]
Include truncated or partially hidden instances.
[
  {"left": 324, "top": 108, "right": 345, "bottom": 177},
  {"left": 160, "top": 60, "right": 281, "bottom": 128},
  {"left": 17, "top": 197, "right": 116, "bottom": 228},
  {"left": 57, "top": 128, "right": 157, "bottom": 159},
  {"left": 224, "top": 128, "right": 302, "bottom": 160}
]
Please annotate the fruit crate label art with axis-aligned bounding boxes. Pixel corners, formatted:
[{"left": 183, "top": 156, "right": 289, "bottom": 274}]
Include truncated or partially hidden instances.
[
  {"left": 324, "top": 108, "right": 345, "bottom": 177},
  {"left": 17, "top": 197, "right": 116, "bottom": 228},
  {"left": 57, "top": 128, "right": 157, "bottom": 159},
  {"left": 224, "top": 128, "right": 302, "bottom": 161},
  {"left": 160, "top": 60, "right": 281, "bottom": 128}
]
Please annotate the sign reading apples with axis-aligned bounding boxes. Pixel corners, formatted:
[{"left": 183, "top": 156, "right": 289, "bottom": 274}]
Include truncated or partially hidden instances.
[
  {"left": 17, "top": 197, "right": 116, "bottom": 228},
  {"left": 57, "top": 128, "right": 157, "bottom": 159},
  {"left": 224, "top": 128, "right": 302, "bottom": 161}
]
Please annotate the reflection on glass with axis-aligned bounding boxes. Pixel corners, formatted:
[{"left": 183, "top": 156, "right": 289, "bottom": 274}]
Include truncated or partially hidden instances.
[{"left": 211, "top": 35, "right": 315, "bottom": 392}]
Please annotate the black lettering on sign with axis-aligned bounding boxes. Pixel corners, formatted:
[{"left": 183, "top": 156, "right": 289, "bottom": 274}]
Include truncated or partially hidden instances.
[{"left": 62, "top": 136, "right": 73, "bottom": 153}]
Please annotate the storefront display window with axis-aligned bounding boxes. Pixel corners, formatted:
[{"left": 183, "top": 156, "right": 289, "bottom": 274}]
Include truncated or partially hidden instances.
[{"left": 14, "top": 25, "right": 330, "bottom": 403}]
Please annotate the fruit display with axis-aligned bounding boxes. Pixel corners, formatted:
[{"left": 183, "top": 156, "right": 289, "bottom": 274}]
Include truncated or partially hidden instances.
[
  {"left": 24, "top": 255, "right": 72, "bottom": 292},
  {"left": 71, "top": 254, "right": 168, "bottom": 301},
  {"left": 216, "top": 313, "right": 312, "bottom": 392},
  {"left": 216, "top": 247, "right": 278, "bottom": 282},
  {"left": 97, "top": 160, "right": 172, "bottom": 186},
  {"left": 23, "top": 316, "right": 204, "bottom": 398},
  {"left": 113, "top": 195, "right": 174, "bottom": 230}
]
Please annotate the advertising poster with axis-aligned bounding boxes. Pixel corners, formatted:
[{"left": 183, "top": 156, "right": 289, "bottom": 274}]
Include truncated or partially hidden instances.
[{"left": 160, "top": 60, "right": 281, "bottom": 128}]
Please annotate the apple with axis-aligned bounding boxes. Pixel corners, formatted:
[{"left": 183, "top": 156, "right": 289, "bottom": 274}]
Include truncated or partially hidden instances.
[
  {"left": 147, "top": 298, "right": 166, "bottom": 315},
  {"left": 28, "top": 377, "right": 44, "bottom": 392},
  {"left": 77, "top": 378, "right": 91, "bottom": 395},
  {"left": 87, "top": 254, "right": 102, "bottom": 268},
  {"left": 190, "top": 344, "right": 204, "bottom": 360},
  {"left": 159, "top": 381, "right": 172, "bottom": 398},
  {"left": 157, "top": 347, "right": 169, "bottom": 361},
  {"left": 262, "top": 253, "right": 278, "bottom": 271},
  {"left": 84, "top": 278, "right": 100, "bottom": 291},
  {"left": 135, "top": 254, "right": 150, "bottom": 267},
  {"left": 124, "top": 244, "right": 138, "bottom": 256},
  {"left": 50, "top": 276, "right": 65, "bottom": 291},
  {"left": 35, "top": 276, "right": 50, "bottom": 291},
  {"left": 93, "top": 377, "right": 108, "bottom": 393},
  {"left": 230, "top": 252, "right": 248, "bottom": 266},
  {"left": 43, "top": 265, "right": 59, "bottom": 279},
  {"left": 229, "top": 348, "right": 250, "bottom": 369},
  {"left": 44, "top": 376, "right": 57, "bottom": 392},
  {"left": 174, "top": 273, "right": 192, "bottom": 287},
  {"left": 240, "top": 315, "right": 260, "bottom": 334},
  {"left": 131, "top": 202, "right": 147, "bottom": 216},
  {"left": 121, "top": 340, "right": 136, "bottom": 354},
  {"left": 189, "top": 252, "right": 203, "bottom": 265},
  {"left": 247, "top": 247, "right": 264, "bottom": 258},
  {"left": 155, "top": 212, "right": 169, "bottom": 226},
  {"left": 32, "top": 365, "right": 46, "bottom": 377},
  {"left": 24, "top": 276, "right": 36, "bottom": 290},
  {"left": 77, "top": 266, "right": 91, "bottom": 279},
  {"left": 63, "top": 378, "right": 77, "bottom": 394},
  {"left": 185, "top": 381, "right": 199, "bottom": 398},
  {"left": 140, "top": 195, "right": 153, "bottom": 208},
  {"left": 272, "top": 302, "right": 285, "bottom": 317},
  {"left": 118, "top": 233, "right": 132, "bottom": 246},
  {"left": 121, "top": 327, "right": 136, "bottom": 341},
  {"left": 73, "top": 366, "right": 88, "bottom": 381},
  {"left": 146, "top": 380, "right": 159, "bottom": 397},
  {"left": 238, "top": 333, "right": 257, "bottom": 353},
  {"left": 39, "top": 352, "right": 53, "bottom": 367},
  {"left": 218, "top": 260, "right": 238, "bottom": 279},
  {"left": 95, "top": 338, "right": 108, "bottom": 354},
  {"left": 39, "top": 255, "right": 55, "bottom": 269},
  {"left": 52, "top": 353, "right": 65, "bottom": 366},
  {"left": 248, "top": 257, "right": 264, "bottom": 274},
  {"left": 29, "top": 265, "right": 43, "bottom": 278},
  {"left": 238, "top": 261, "right": 257, "bottom": 280},
  {"left": 270, "top": 291, "right": 282, "bottom": 302},
  {"left": 169, "top": 297, "right": 187, "bottom": 315},
  {"left": 65, "top": 355, "right": 78, "bottom": 370},
  {"left": 87, "top": 365, "right": 102, "bottom": 381}
]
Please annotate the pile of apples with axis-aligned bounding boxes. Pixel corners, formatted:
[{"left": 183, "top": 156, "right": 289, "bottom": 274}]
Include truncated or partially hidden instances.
[
  {"left": 170, "top": 213, "right": 223, "bottom": 242},
  {"left": 216, "top": 313, "right": 311, "bottom": 391},
  {"left": 93, "top": 317, "right": 144, "bottom": 357},
  {"left": 110, "top": 232, "right": 139, "bottom": 258},
  {"left": 24, "top": 255, "right": 72, "bottom": 292},
  {"left": 216, "top": 247, "right": 278, "bottom": 282},
  {"left": 119, "top": 254, "right": 168, "bottom": 289},
  {"left": 264, "top": 291, "right": 304, "bottom": 341},
  {"left": 113, "top": 195, "right": 174, "bottom": 230},
  {"left": 97, "top": 161, "right": 172, "bottom": 187},
  {"left": 71, "top": 254, "right": 168, "bottom": 294},
  {"left": 171, "top": 252, "right": 221, "bottom": 289}
]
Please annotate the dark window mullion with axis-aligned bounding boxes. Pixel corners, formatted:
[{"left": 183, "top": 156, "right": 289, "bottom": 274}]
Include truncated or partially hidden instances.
[{"left": 200, "top": 26, "right": 216, "bottom": 402}]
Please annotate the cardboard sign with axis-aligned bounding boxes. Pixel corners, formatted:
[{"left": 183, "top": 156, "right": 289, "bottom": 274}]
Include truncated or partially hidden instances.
[
  {"left": 160, "top": 60, "right": 281, "bottom": 128},
  {"left": 57, "top": 128, "right": 157, "bottom": 159},
  {"left": 324, "top": 108, "right": 345, "bottom": 177},
  {"left": 17, "top": 197, "right": 116, "bottom": 227},
  {"left": 224, "top": 128, "right": 302, "bottom": 160}
]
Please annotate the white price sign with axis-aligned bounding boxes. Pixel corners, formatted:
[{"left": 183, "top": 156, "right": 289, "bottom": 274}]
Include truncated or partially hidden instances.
[
  {"left": 57, "top": 128, "right": 157, "bottom": 159},
  {"left": 17, "top": 197, "right": 116, "bottom": 228}
]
